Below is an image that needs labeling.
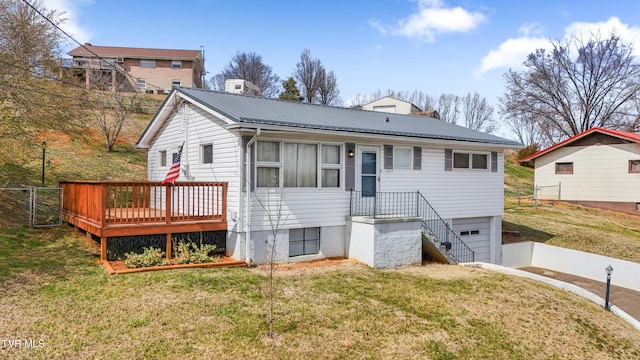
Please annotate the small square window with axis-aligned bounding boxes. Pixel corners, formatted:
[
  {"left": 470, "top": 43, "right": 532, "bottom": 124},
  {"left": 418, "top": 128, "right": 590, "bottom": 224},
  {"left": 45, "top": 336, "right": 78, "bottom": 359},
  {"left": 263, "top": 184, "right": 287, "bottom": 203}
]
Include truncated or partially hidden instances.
[
  {"left": 555, "top": 162, "right": 573, "bottom": 174},
  {"left": 201, "top": 144, "right": 213, "bottom": 164},
  {"left": 394, "top": 148, "right": 412, "bottom": 169},
  {"left": 172, "top": 79, "right": 182, "bottom": 87},
  {"left": 171, "top": 60, "right": 182, "bottom": 68},
  {"left": 629, "top": 160, "right": 640, "bottom": 173},
  {"left": 159, "top": 150, "right": 167, "bottom": 167}
]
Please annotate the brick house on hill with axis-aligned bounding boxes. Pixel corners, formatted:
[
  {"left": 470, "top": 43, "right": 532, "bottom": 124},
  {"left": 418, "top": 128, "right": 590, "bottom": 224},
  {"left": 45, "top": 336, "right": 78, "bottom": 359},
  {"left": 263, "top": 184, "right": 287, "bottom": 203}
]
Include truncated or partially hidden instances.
[{"left": 64, "top": 44, "right": 204, "bottom": 94}]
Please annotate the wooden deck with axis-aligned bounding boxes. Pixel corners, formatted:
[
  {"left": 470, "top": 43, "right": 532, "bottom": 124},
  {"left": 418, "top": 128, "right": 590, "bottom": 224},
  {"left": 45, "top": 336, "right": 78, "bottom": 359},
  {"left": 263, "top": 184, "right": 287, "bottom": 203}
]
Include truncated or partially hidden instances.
[{"left": 60, "top": 181, "right": 228, "bottom": 260}]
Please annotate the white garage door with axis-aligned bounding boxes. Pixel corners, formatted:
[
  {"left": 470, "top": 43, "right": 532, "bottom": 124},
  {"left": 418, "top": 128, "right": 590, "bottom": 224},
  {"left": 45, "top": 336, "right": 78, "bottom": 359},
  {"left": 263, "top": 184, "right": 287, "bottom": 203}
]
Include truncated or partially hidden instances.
[{"left": 452, "top": 217, "right": 491, "bottom": 263}]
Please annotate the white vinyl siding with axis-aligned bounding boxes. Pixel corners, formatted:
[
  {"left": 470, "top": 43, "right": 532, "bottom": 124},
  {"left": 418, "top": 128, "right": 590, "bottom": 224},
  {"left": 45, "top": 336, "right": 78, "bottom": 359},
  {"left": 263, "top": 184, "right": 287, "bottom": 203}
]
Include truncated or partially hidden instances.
[
  {"left": 147, "top": 104, "right": 242, "bottom": 223},
  {"left": 380, "top": 146, "right": 504, "bottom": 219},
  {"left": 534, "top": 143, "right": 640, "bottom": 202}
]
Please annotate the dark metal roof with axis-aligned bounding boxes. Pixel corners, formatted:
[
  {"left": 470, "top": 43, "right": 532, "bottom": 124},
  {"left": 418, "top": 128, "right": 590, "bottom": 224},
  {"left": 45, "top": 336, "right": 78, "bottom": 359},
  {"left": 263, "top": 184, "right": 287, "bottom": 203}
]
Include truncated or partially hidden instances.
[{"left": 177, "top": 87, "right": 521, "bottom": 146}]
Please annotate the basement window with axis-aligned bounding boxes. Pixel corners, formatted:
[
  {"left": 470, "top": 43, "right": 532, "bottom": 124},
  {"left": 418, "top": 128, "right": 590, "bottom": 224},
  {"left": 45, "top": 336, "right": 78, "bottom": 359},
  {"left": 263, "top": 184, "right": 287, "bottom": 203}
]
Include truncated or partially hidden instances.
[
  {"left": 289, "top": 227, "right": 320, "bottom": 257},
  {"left": 460, "top": 230, "right": 480, "bottom": 236}
]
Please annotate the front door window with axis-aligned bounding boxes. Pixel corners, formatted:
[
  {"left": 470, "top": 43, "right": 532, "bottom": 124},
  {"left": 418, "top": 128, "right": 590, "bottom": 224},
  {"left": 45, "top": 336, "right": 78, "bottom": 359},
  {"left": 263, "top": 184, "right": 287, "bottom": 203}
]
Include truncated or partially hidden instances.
[{"left": 361, "top": 151, "right": 377, "bottom": 197}]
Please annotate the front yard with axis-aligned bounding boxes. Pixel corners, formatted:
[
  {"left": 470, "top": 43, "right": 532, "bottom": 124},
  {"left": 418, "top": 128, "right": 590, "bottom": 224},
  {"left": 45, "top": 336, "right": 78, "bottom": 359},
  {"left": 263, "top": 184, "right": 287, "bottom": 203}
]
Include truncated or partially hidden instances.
[{"left": 1, "top": 226, "right": 640, "bottom": 359}]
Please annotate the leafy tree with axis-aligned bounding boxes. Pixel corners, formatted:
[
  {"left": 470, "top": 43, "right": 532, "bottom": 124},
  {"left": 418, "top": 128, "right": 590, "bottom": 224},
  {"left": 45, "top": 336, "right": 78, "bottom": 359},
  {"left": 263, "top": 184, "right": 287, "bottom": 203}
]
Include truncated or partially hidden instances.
[
  {"left": 500, "top": 33, "right": 640, "bottom": 144},
  {"left": 461, "top": 91, "right": 496, "bottom": 133},
  {"left": 215, "top": 51, "right": 280, "bottom": 97},
  {"left": 278, "top": 77, "right": 303, "bottom": 101}
]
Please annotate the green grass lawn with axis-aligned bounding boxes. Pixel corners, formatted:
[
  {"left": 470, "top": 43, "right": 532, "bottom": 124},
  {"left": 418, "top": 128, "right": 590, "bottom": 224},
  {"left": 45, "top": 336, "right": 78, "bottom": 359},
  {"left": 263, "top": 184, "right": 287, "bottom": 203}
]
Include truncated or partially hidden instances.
[{"left": 2, "top": 227, "right": 640, "bottom": 359}]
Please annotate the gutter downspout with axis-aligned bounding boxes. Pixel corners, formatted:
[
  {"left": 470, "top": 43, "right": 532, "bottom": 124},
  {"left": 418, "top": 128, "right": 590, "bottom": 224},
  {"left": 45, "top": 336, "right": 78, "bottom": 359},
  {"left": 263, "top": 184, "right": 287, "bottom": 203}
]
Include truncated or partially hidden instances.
[{"left": 244, "top": 128, "right": 260, "bottom": 266}]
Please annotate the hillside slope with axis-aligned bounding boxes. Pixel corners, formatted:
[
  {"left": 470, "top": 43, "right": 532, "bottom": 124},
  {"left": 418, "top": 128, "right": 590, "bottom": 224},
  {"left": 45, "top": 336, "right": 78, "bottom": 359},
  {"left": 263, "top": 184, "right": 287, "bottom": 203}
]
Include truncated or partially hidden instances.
[{"left": 0, "top": 94, "right": 162, "bottom": 187}]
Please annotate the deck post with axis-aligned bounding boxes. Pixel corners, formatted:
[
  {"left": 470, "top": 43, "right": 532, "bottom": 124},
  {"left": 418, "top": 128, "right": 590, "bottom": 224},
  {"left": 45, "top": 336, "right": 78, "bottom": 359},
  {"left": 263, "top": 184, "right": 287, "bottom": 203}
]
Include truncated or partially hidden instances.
[
  {"left": 165, "top": 185, "right": 172, "bottom": 224},
  {"left": 166, "top": 233, "right": 172, "bottom": 259},
  {"left": 100, "top": 236, "right": 107, "bottom": 261}
]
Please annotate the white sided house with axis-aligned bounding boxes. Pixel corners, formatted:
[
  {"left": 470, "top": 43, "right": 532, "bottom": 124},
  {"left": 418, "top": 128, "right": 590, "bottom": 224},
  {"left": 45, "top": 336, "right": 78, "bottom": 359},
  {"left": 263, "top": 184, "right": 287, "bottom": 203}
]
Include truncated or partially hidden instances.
[
  {"left": 136, "top": 87, "right": 521, "bottom": 267},
  {"left": 520, "top": 127, "right": 640, "bottom": 215},
  {"left": 361, "top": 96, "right": 422, "bottom": 114}
]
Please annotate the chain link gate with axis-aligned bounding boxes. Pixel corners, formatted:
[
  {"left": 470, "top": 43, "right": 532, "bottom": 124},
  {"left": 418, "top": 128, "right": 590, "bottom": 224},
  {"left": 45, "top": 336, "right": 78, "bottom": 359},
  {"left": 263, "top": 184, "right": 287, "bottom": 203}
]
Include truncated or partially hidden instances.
[
  {"left": 0, "top": 187, "right": 63, "bottom": 228},
  {"left": 32, "top": 187, "right": 63, "bottom": 227}
]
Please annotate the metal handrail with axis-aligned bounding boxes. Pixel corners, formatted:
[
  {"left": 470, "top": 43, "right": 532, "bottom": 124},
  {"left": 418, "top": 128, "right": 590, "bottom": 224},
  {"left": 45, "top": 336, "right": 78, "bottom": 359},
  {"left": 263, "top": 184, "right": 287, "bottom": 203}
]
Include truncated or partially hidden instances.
[
  {"left": 349, "top": 190, "right": 474, "bottom": 263},
  {"left": 416, "top": 192, "right": 474, "bottom": 263}
]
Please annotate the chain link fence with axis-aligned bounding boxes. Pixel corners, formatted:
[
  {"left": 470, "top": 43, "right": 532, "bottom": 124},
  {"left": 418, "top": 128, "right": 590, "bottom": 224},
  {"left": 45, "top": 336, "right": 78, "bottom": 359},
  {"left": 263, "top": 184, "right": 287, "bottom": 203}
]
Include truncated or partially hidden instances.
[{"left": 0, "top": 187, "right": 63, "bottom": 228}]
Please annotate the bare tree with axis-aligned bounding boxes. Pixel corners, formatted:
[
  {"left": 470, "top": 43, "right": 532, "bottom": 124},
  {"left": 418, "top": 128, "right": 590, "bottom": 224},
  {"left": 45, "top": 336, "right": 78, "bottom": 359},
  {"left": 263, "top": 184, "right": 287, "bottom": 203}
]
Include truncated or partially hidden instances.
[
  {"left": 0, "top": 0, "right": 84, "bottom": 151},
  {"left": 504, "top": 113, "right": 545, "bottom": 147},
  {"left": 83, "top": 71, "right": 142, "bottom": 151},
  {"left": 217, "top": 51, "right": 280, "bottom": 97},
  {"left": 0, "top": 0, "right": 66, "bottom": 76},
  {"left": 251, "top": 175, "right": 288, "bottom": 339},
  {"left": 436, "top": 93, "right": 461, "bottom": 124},
  {"left": 294, "top": 49, "right": 323, "bottom": 103},
  {"left": 207, "top": 73, "right": 225, "bottom": 91},
  {"left": 500, "top": 32, "right": 640, "bottom": 144},
  {"left": 461, "top": 91, "right": 496, "bottom": 133},
  {"left": 317, "top": 69, "right": 341, "bottom": 105}
]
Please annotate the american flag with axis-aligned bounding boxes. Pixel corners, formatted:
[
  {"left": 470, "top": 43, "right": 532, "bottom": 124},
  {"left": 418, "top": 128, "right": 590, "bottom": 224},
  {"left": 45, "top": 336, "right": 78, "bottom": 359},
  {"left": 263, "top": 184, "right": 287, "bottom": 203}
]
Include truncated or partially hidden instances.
[{"left": 162, "top": 144, "right": 183, "bottom": 185}]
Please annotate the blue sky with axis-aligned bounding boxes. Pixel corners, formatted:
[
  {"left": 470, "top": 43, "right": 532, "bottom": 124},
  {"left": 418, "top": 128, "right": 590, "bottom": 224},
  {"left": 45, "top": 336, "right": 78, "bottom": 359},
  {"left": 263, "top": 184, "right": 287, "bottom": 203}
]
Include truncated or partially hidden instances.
[{"left": 48, "top": 0, "right": 640, "bottom": 137}]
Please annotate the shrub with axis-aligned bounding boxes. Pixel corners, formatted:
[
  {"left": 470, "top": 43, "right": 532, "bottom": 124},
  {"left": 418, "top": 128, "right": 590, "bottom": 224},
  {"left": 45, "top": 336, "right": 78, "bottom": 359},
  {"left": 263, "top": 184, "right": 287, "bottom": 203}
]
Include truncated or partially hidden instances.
[
  {"left": 176, "top": 240, "right": 220, "bottom": 264},
  {"left": 123, "top": 247, "right": 171, "bottom": 268}
]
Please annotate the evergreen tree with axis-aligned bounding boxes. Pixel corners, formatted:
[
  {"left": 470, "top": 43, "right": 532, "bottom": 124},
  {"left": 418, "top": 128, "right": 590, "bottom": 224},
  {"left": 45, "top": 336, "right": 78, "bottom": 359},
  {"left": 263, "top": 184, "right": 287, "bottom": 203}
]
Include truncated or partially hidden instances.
[{"left": 278, "top": 77, "right": 303, "bottom": 102}]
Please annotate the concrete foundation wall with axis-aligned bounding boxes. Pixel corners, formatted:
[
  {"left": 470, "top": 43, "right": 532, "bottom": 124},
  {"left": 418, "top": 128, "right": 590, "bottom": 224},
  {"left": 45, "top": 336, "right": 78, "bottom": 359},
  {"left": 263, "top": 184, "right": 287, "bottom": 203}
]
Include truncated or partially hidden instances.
[
  {"left": 347, "top": 216, "right": 422, "bottom": 268},
  {"left": 503, "top": 241, "right": 640, "bottom": 291}
]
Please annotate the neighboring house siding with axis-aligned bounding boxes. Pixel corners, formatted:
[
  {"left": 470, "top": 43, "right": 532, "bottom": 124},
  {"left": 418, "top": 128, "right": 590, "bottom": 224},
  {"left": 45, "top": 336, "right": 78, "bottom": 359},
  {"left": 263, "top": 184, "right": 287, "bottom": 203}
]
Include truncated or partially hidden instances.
[
  {"left": 362, "top": 98, "right": 415, "bottom": 114},
  {"left": 381, "top": 146, "right": 504, "bottom": 219},
  {"left": 128, "top": 59, "right": 196, "bottom": 90},
  {"left": 534, "top": 143, "right": 640, "bottom": 202}
]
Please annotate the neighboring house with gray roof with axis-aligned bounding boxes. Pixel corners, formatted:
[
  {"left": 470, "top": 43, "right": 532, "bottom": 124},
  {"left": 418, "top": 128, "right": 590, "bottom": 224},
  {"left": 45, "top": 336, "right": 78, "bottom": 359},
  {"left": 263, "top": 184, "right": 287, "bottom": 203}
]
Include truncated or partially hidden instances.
[{"left": 137, "top": 87, "right": 521, "bottom": 267}]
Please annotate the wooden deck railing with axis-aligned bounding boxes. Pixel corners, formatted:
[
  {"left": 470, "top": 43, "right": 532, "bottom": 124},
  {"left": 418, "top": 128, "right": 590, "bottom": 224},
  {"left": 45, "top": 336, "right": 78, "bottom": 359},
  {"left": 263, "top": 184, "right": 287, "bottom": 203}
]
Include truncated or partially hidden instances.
[{"left": 60, "top": 181, "right": 227, "bottom": 228}]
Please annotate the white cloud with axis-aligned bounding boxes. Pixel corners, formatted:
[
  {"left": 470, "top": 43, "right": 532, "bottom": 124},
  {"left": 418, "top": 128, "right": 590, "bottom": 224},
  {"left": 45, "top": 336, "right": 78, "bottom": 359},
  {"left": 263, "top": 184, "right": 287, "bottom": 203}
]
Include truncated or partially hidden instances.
[
  {"left": 44, "top": 0, "right": 93, "bottom": 49},
  {"left": 372, "top": 0, "right": 487, "bottom": 42},
  {"left": 565, "top": 17, "right": 640, "bottom": 56},
  {"left": 477, "top": 16, "right": 640, "bottom": 75},
  {"left": 476, "top": 36, "right": 547, "bottom": 74}
]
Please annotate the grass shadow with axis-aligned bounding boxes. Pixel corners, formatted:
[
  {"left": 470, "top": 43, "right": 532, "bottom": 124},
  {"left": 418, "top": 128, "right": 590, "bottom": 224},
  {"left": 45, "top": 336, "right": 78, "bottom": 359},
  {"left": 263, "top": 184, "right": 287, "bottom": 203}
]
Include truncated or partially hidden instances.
[{"left": 502, "top": 221, "right": 554, "bottom": 244}]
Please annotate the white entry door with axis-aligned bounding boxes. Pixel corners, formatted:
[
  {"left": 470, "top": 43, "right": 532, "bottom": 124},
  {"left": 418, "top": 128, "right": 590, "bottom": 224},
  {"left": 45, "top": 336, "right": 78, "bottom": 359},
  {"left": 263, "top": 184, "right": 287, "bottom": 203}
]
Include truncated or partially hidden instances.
[{"left": 359, "top": 147, "right": 379, "bottom": 197}]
